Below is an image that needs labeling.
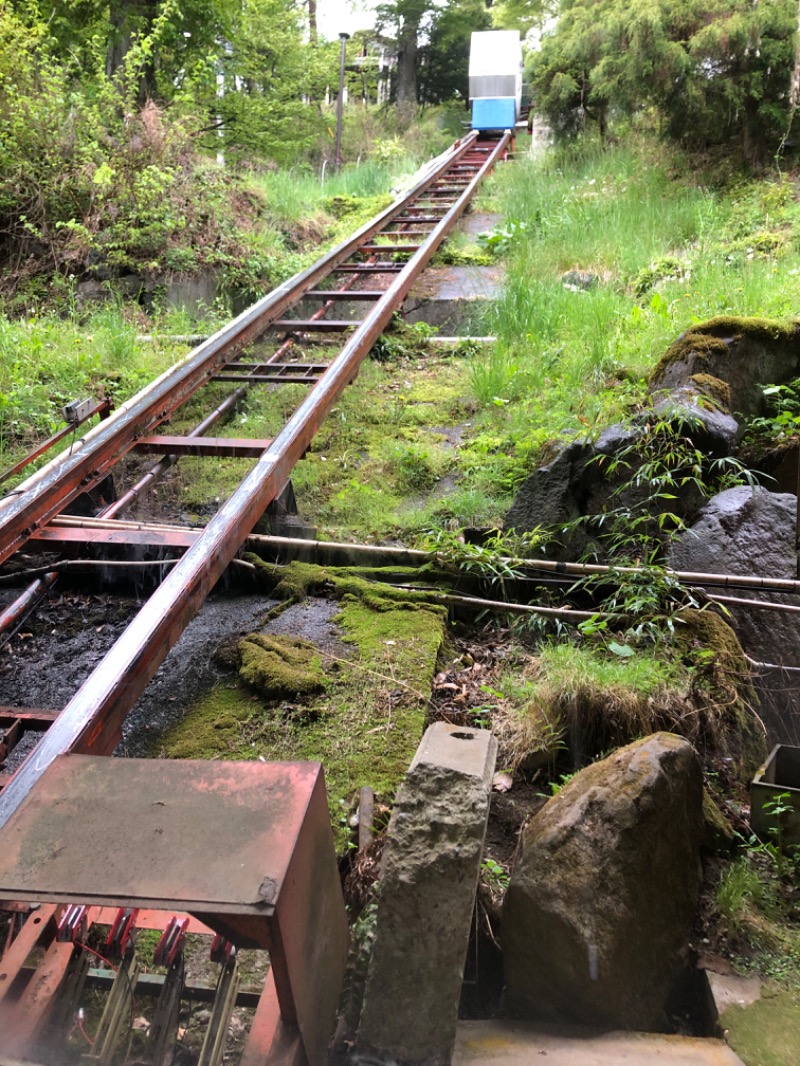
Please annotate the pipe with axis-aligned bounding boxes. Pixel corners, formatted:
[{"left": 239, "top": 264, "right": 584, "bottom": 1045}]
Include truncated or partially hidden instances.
[{"left": 0, "top": 572, "right": 58, "bottom": 647}]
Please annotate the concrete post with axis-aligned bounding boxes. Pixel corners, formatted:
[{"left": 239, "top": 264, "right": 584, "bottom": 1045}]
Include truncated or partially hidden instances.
[{"left": 357, "top": 723, "right": 497, "bottom": 1065}]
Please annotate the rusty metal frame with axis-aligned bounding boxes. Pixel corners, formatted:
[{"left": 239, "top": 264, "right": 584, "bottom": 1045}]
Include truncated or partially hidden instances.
[
  {"left": 0, "top": 756, "right": 347, "bottom": 1066},
  {"left": 0, "top": 133, "right": 481, "bottom": 567},
  {"left": 0, "top": 132, "right": 510, "bottom": 828}
]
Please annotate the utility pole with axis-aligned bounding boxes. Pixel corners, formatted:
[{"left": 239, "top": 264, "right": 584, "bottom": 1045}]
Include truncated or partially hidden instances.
[{"left": 335, "top": 32, "right": 350, "bottom": 171}]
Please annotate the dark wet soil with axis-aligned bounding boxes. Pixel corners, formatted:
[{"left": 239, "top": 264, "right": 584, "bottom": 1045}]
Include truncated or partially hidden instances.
[{"left": 0, "top": 579, "right": 353, "bottom": 767}]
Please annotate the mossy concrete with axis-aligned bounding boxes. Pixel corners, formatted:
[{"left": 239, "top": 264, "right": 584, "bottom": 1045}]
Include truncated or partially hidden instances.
[
  {"left": 722, "top": 987, "right": 800, "bottom": 1066},
  {"left": 156, "top": 564, "right": 449, "bottom": 844}
]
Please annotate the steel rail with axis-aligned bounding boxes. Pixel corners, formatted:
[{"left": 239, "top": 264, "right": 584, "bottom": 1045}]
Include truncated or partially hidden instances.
[
  {"left": 0, "top": 132, "right": 510, "bottom": 827},
  {"left": 0, "top": 134, "right": 480, "bottom": 566},
  {"left": 102, "top": 200, "right": 426, "bottom": 519}
]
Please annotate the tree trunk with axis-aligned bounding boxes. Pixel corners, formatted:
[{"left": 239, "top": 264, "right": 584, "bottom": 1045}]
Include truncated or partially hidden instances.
[
  {"left": 307, "top": 0, "right": 317, "bottom": 44},
  {"left": 790, "top": 0, "right": 800, "bottom": 113},
  {"left": 395, "top": 15, "right": 419, "bottom": 121},
  {"left": 106, "top": 0, "right": 157, "bottom": 103}
]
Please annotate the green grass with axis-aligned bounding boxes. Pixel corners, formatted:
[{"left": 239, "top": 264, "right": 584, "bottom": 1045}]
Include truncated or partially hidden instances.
[
  {"left": 447, "top": 135, "right": 800, "bottom": 510},
  {"left": 0, "top": 308, "right": 186, "bottom": 477},
  {"left": 252, "top": 161, "right": 411, "bottom": 225}
]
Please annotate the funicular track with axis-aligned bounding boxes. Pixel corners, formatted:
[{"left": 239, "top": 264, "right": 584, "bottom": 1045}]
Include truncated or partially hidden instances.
[{"left": 0, "top": 131, "right": 511, "bottom": 1065}]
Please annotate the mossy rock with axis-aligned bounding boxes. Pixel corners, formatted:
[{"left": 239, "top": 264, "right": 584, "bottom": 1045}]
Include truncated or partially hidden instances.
[
  {"left": 649, "top": 316, "right": 800, "bottom": 419},
  {"left": 673, "top": 608, "right": 766, "bottom": 776},
  {"left": 702, "top": 788, "right": 736, "bottom": 854},
  {"left": 238, "top": 633, "right": 326, "bottom": 699}
]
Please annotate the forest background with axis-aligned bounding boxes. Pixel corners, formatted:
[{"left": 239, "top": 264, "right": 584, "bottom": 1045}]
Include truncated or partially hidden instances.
[{"left": 3, "top": 0, "right": 800, "bottom": 306}]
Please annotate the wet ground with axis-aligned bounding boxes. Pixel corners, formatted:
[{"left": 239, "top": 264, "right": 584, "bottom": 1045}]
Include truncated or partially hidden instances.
[{"left": 0, "top": 574, "right": 355, "bottom": 769}]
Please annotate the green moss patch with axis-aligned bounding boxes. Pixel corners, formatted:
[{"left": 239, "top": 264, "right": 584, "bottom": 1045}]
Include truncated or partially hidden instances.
[
  {"left": 158, "top": 684, "right": 260, "bottom": 759},
  {"left": 156, "top": 565, "right": 448, "bottom": 847},
  {"left": 247, "top": 556, "right": 445, "bottom": 605},
  {"left": 690, "top": 373, "right": 732, "bottom": 411},
  {"left": 673, "top": 609, "right": 765, "bottom": 775},
  {"left": 723, "top": 987, "right": 800, "bottom": 1066},
  {"left": 238, "top": 633, "right": 326, "bottom": 699}
]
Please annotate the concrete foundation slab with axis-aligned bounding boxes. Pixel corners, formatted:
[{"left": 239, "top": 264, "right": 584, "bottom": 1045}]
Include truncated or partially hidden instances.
[
  {"left": 706, "top": 972, "right": 761, "bottom": 1014},
  {"left": 357, "top": 724, "right": 497, "bottom": 1065},
  {"left": 402, "top": 265, "right": 503, "bottom": 334},
  {"left": 453, "top": 1020, "right": 745, "bottom": 1066}
]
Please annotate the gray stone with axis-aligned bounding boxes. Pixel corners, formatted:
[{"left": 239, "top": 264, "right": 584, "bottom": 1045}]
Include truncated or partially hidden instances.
[
  {"left": 561, "top": 270, "right": 599, "bottom": 291},
  {"left": 358, "top": 723, "right": 497, "bottom": 1065},
  {"left": 667, "top": 487, "right": 796, "bottom": 579},
  {"left": 667, "top": 486, "right": 800, "bottom": 682},
  {"left": 668, "top": 487, "right": 800, "bottom": 742},
  {"left": 164, "top": 270, "right": 219, "bottom": 316},
  {"left": 503, "top": 733, "right": 703, "bottom": 1031},
  {"left": 651, "top": 384, "right": 740, "bottom": 454},
  {"left": 594, "top": 422, "right": 638, "bottom": 456},
  {"left": 504, "top": 441, "right": 593, "bottom": 553},
  {"left": 504, "top": 424, "right": 708, "bottom": 559}
]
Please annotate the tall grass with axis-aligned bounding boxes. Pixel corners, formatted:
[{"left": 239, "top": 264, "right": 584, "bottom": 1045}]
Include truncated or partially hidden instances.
[
  {"left": 464, "top": 134, "right": 800, "bottom": 474},
  {"left": 0, "top": 309, "right": 178, "bottom": 471},
  {"left": 252, "top": 158, "right": 421, "bottom": 226}
]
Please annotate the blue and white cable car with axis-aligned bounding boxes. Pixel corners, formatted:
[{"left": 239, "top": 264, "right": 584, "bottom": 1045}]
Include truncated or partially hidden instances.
[{"left": 468, "top": 30, "right": 523, "bottom": 133}]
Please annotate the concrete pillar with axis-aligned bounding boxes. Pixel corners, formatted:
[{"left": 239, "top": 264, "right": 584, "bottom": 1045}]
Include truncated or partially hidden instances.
[{"left": 357, "top": 723, "right": 497, "bottom": 1065}]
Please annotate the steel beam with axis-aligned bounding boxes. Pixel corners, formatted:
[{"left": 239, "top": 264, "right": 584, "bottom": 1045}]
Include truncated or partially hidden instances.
[
  {"left": 0, "top": 133, "right": 479, "bottom": 566},
  {"left": 132, "top": 436, "right": 275, "bottom": 458},
  {"left": 0, "top": 132, "right": 510, "bottom": 827}
]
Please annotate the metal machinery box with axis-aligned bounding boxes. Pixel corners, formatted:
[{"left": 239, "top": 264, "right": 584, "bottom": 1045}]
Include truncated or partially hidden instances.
[
  {"left": 471, "top": 97, "right": 517, "bottom": 131},
  {"left": 751, "top": 743, "right": 800, "bottom": 846},
  {"left": 469, "top": 30, "right": 523, "bottom": 114}
]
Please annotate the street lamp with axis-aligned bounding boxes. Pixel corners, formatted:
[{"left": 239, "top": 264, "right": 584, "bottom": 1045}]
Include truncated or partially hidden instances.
[{"left": 335, "top": 32, "right": 350, "bottom": 172}]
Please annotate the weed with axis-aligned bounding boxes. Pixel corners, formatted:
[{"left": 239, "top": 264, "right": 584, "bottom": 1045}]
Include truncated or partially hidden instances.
[
  {"left": 746, "top": 380, "right": 800, "bottom": 443},
  {"left": 549, "top": 770, "right": 578, "bottom": 795},
  {"left": 564, "top": 411, "right": 760, "bottom": 642},
  {"left": 481, "top": 858, "right": 510, "bottom": 891},
  {"left": 716, "top": 855, "right": 777, "bottom": 935}
]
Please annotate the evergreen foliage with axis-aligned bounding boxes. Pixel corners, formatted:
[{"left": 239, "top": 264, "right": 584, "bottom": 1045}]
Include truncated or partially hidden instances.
[{"left": 530, "top": 0, "right": 798, "bottom": 165}]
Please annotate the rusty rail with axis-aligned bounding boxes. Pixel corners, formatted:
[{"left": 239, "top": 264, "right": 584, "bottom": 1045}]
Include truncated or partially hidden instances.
[
  {"left": 0, "top": 131, "right": 511, "bottom": 828},
  {"left": 0, "top": 134, "right": 482, "bottom": 565}
]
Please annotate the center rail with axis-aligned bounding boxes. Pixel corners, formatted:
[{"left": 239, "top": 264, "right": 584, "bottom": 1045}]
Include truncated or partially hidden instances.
[{"left": 0, "top": 130, "right": 511, "bottom": 828}]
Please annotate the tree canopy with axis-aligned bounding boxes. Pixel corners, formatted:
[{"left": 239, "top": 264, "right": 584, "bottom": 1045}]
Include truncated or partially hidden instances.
[{"left": 528, "top": 0, "right": 799, "bottom": 165}]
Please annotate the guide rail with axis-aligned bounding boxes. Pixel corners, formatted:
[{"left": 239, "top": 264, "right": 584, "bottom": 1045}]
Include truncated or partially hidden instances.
[{"left": 0, "top": 131, "right": 510, "bottom": 1065}]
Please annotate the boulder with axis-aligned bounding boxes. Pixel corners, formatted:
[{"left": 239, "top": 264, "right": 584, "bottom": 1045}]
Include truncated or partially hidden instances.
[
  {"left": 667, "top": 486, "right": 796, "bottom": 581},
  {"left": 666, "top": 486, "right": 797, "bottom": 666},
  {"left": 667, "top": 486, "right": 800, "bottom": 742},
  {"left": 651, "top": 383, "right": 739, "bottom": 455},
  {"left": 504, "top": 419, "right": 707, "bottom": 557},
  {"left": 503, "top": 733, "right": 704, "bottom": 1031},
  {"left": 503, "top": 440, "right": 593, "bottom": 545},
  {"left": 649, "top": 316, "right": 800, "bottom": 420}
]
